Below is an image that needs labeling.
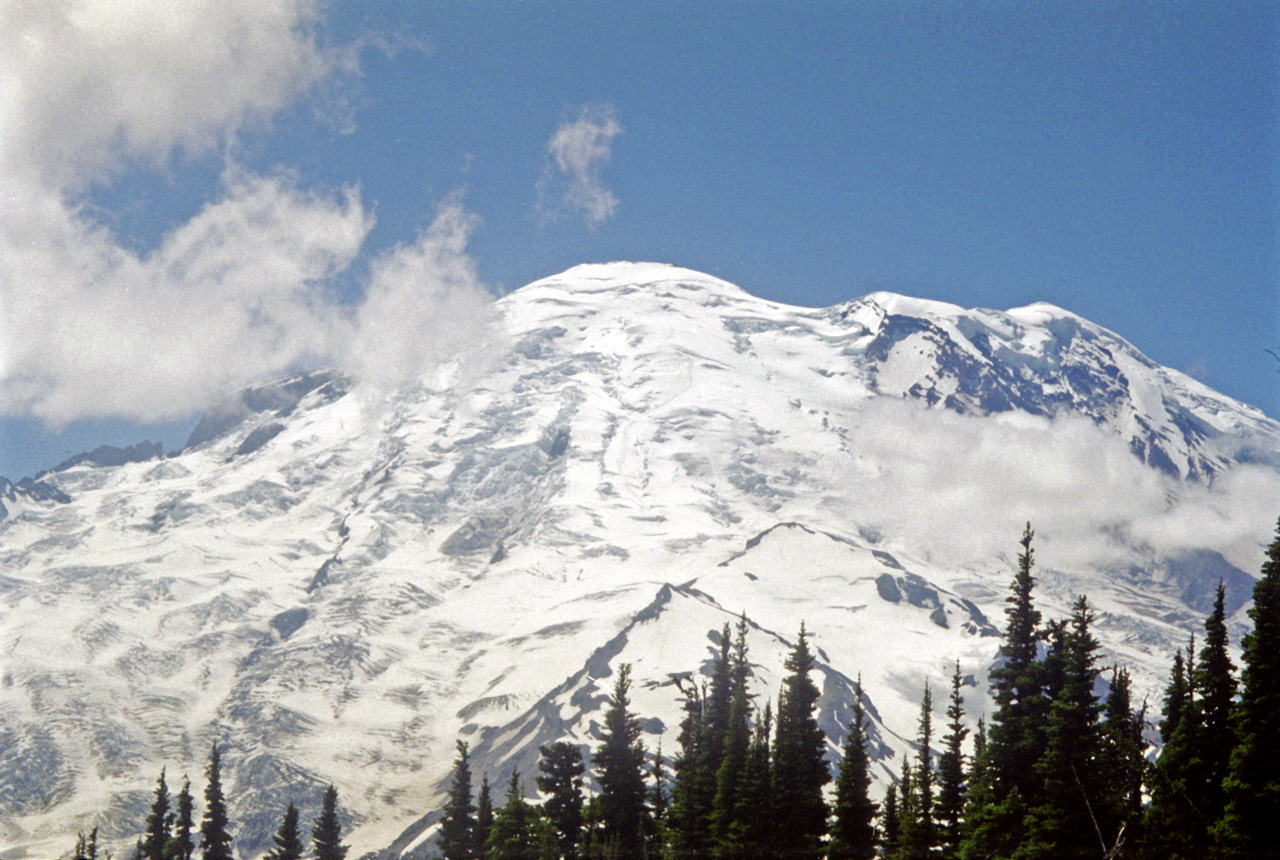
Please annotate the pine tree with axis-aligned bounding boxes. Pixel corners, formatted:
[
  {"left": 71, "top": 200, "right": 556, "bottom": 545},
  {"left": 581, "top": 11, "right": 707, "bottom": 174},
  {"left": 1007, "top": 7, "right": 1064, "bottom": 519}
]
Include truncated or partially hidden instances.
[
  {"left": 711, "top": 614, "right": 754, "bottom": 859},
  {"left": 476, "top": 775, "right": 495, "bottom": 860},
  {"left": 537, "top": 742, "right": 584, "bottom": 860},
  {"left": 199, "top": 745, "right": 233, "bottom": 860},
  {"left": 959, "top": 525, "right": 1043, "bottom": 860},
  {"left": 1100, "top": 668, "right": 1144, "bottom": 853},
  {"left": 487, "top": 772, "right": 537, "bottom": 860},
  {"left": 648, "top": 744, "right": 670, "bottom": 860},
  {"left": 1027, "top": 596, "right": 1108, "bottom": 858},
  {"left": 668, "top": 677, "right": 706, "bottom": 860},
  {"left": 881, "top": 785, "right": 900, "bottom": 853},
  {"left": 891, "top": 761, "right": 917, "bottom": 860},
  {"left": 1215, "top": 518, "right": 1280, "bottom": 859},
  {"left": 737, "top": 699, "right": 773, "bottom": 856},
  {"left": 769, "top": 625, "right": 830, "bottom": 860},
  {"left": 1195, "top": 580, "right": 1237, "bottom": 822},
  {"left": 1159, "top": 648, "right": 1189, "bottom": 744},
  {"left": 264, "top": 804, "right": 303, "bottom": 860},
  {"left": 313, "top": 785, "right": 348, "bottom": 860},
  {"left": 594, "top": 664, "right": 650, "bottom": 860},
  {"left": 827, "top": 681, "right": 877, "bottom": 860},
  {"left": 440, "top": 741, "right": 478, "bottom": 860},
  {"left": 936, "top": 664, "right": 968, "bottom": 859},
  {"left": 142, "top": 769, "right": 172, "bottom": 860},
  {"left": 912, "top": 683, "right": 935, "bottom": 857},
  {"left": 166, "top": 778, "right": 195, "bottom": 860}
]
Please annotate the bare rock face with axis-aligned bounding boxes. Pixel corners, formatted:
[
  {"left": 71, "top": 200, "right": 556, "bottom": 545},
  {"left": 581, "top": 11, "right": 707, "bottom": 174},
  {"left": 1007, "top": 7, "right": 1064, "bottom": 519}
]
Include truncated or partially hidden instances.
[{"left": 1, "top": 263, "right": 1276, "bottom": 859}]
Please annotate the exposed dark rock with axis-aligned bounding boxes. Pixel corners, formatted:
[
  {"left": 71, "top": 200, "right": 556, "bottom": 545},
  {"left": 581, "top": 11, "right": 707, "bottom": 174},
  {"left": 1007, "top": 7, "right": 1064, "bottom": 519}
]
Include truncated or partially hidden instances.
[{"left": 233, "top": 423, "right": 286, "bottom": 458}]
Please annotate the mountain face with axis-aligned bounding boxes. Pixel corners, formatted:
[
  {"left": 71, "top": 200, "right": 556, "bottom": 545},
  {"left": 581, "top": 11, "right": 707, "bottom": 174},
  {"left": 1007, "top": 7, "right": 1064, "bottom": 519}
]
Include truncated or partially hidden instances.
[{"left": 2, "top": 262, "right": 1277, "bottom": 859}]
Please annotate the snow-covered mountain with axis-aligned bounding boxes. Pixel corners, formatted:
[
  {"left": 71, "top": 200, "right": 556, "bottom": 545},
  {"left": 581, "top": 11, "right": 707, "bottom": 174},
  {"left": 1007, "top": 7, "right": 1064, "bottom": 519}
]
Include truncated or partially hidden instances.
[{"left": 2, "top": 262, "right": 1278, "bottom": 859}]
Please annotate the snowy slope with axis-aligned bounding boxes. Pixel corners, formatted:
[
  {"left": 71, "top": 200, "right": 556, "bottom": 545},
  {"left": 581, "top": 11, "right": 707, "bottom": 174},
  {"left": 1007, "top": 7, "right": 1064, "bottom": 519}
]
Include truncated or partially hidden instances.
[{"left": 1, "top": 262, "right": 1278, "bottom": 859}]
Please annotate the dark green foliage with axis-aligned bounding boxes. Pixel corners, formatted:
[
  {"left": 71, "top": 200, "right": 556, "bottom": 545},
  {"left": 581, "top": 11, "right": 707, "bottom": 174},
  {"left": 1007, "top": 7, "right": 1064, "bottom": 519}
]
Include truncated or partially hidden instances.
[
  {"left": 1215, "top": 519, "right": 1280, "bottom": 859},
  {"left": 486, "top": 773, "right": 537, "bottom": 860},
  {"left": 828, "top": 681, "right": 877, "bottom": 860},
  {"left": 141, "top": 770, "right": 171, "bottom": 860},
  {"left": 72, "top": 828, "right": 101, "bottom": 860},
  {"left": 768, "top": 624, "right": 830, "bottom": 860},
  {"left": 312, "top": 785, "right": 348, "bottom": 860},
  {"left": 536, "top": 742, "right": 584, "bottom": 860},
  {"left": 1159, "top": 649, "right": 1189, "bottom": 744},
  {"left": 594, "top": 664, "right": 650, "bottom": 860},
  {"left": 960, "top": 525, "right": 1044, "bottom": 859},
  {"left": 936, "top": 664, "right": 968, "bottom": 859},
  {"left": 667, "top": 676, "right": 706, "bottom": 859},
  {"left": 166, "top": 778, "right": 195, "bottom": 860},
  {"left": 648, "top": 743, "right": 671, "bottom": 860},
  {"left": 264, "top": 804, "right": 302, "bottom": 860},
  {"left": 1196, "top": 581, "right": 1237, "bottom": 817},
  {"left": 476, "top": 775, "right": 495, "bottom": 860},
  {"left": 911, "top": 683, "right": 935, "bottom": 857},
  {"left": 1146, "top": 586, "right": 1241, "bottom": 859},
  {"left": 882, "top": 784, "right": 900, "bottom": 852},
  {"left": 1024, "top": 595, "right": 1106, "bottom": 859},
  {"left": 1100, "top": 669, "right": 1145, "bottom": 853},
  {"left": 440, "top": 741, "right": 478, "bottom": 860},
  {"left": 710, "top": 614, "right": 754, "bottom": 859},
  {"left": 199, "top": 745, "right": 233, "bottom": 860}
]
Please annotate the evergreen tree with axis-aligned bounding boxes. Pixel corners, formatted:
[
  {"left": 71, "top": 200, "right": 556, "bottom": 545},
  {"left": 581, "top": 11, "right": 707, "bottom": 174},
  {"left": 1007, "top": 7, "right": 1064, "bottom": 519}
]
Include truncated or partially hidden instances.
[
  {"left": 476, "top": 775, "right": 495, "bottom": 860},
  {"left": 912, "top": 683, "right": 935, "bottom": 857},
  {"left": 667, "top": 676, "right": 705, "bottom": 860},
  {"left": 891, "top": 761, "right": 918, "bottom": 860},
  {"left": 487, "top": 773, "right": 537, "bottom": 860},
  {"left": 1195, "top": 580, "right": 1237, "bottom": 821},
  {"left": 166, "top": 778, "right": 195, "bottom": 860},
  {"left": 312, "top": 785, "right": 348, "bottom": 860},
  {"left": 768, "top": 624, "right": 830, "bottom": 860},
  {"left": 199, "top": 745, "right": 233, "bottom": 860},
  {"left": 537, "top": 742, "right": 584, "bottom": 860},
  {"left": 142, "top": 769, "right": 172, "bottom": 860},
  {"left": 711, "top": 614, "right": 754, "bottom": 859},
  {"left": 736, "top": 699, "right": 773, "bottom": 856},
  {"left": 440, "top": 741, "right": 478, "bottom": 860},
  {"left": 594, "top": 664, "right": 650, "bottom": 860},
  {"left": 959, "top": 526, "right": 1043, "bottom": 860},
  {"left": 1159, "top": 648, "right": 1189, "bottom": 744},
  {"left": 881, "top": 785, "right": 900, "bottom": 854},
  {"left": 1024, "top": 596, "right": 1105, "bottom": 860},
  {"left": 648, "top": 744, "right": 670, "bottom": 860},
  {"left": 936, "top": 664, "right": 969, "bottom": 859},
  {"left": 264, "top": 804, "right": 303, "bottom": 860},
  {"left": 827, "top": 681, "right": 877, "bottom": 860},
  {"left": 1215, "top": 518, "right": 1280, "bottom": 859},
  {"left": 1100, "top": 668, "right": 1145, "bottom": 854}
]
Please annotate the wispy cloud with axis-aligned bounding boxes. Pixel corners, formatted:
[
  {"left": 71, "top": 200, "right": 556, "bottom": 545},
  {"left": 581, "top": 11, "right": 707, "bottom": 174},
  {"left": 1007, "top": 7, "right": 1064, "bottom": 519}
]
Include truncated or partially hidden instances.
[
  {"left": 538, "top": 104, "right": 623, "bottom": 225},
  {"left": 0, "top": 0, "right": 494, "bottom": 426}
]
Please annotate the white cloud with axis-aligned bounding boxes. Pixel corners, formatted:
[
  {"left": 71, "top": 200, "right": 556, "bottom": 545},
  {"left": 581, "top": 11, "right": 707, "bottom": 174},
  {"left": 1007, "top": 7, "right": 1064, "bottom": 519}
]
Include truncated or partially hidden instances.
[
  {"left": 0, "top": 0, "right": 338, "bottom": 188},
  {"left": 343, "top": 198, "right": 498, "bottom": 393},
  {"left": 0, "top": 0, "right": 496, "bottom": 427},
  {"left": 828, "top": 399, "right": 1280, "bottom": 577},
  {"left": 539, "top": 104, "right": 623, "bottom": 224}
]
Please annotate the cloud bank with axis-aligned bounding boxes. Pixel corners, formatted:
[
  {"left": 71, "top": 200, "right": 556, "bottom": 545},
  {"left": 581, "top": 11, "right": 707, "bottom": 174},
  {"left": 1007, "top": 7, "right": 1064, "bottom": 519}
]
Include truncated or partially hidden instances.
[
  {"left": 0, "top": 0, "right": 494, "bottom": 426},
  {"left": 827, "top": 399, "right": 1280, "bottom": 582},
  {"left": 539, "top": 104, "right": 623, "bottom": 224}
]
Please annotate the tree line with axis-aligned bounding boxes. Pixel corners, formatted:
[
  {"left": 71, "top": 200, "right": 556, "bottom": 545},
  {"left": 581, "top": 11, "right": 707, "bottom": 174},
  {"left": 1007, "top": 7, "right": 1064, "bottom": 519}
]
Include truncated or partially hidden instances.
[
  {"left": 67, "top": 746, "right": 349, "bottom": 860},
  {"left": 434, "top": 521, "right": 1280, "bottom": 860},
  {"left": 64, "top": 519, "right": 1280, "bottom": 860}
]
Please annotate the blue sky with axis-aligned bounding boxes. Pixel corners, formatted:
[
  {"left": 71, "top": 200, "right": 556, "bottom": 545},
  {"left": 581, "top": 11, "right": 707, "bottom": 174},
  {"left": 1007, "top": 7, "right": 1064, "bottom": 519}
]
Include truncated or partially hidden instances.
[{"left": 1, "top": 1, "right": 1276, "bottom": 481}]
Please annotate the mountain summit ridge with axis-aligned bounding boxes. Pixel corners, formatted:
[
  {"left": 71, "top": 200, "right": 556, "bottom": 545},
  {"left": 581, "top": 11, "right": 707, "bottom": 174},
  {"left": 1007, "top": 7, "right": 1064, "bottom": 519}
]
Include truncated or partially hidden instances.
[{"left": 1, "top": 263, "right": 1277, "bottom": 859}]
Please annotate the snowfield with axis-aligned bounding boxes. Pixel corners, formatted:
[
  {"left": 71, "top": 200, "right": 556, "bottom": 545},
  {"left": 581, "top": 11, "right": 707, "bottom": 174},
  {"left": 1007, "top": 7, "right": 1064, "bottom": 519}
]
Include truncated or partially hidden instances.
[{"left": 2, "top": 262, "right": 1278, "bottom": 859}]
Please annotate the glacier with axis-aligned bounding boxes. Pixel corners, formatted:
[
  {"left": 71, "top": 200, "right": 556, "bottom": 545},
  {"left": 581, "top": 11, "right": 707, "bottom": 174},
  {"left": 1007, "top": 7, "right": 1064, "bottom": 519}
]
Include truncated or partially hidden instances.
[{"left": 1, "top": 262, "right": 1278, "bottom": 859}]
